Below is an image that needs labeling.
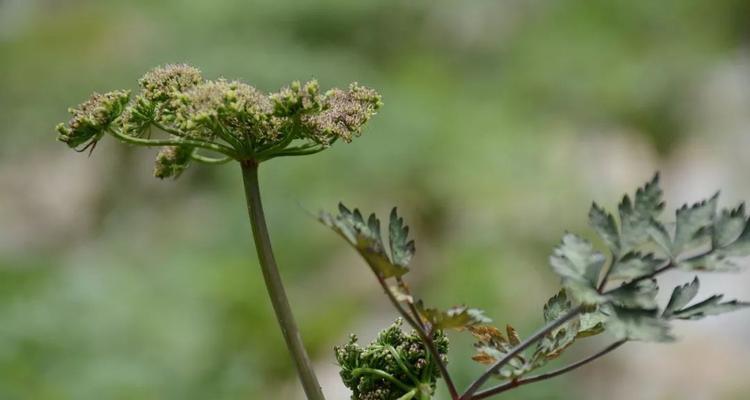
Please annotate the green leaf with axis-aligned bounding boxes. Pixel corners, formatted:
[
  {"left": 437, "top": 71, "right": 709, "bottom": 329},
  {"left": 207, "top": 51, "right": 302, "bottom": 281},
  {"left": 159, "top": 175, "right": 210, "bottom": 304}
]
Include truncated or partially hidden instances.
[
  {"left": 607, "top": 279, "right": 659, "bottom": 309},
  {"left": 609, "top": 252, "right": 663, "bottom": 281},
  {"left": 715, "top": 205, "right": 750, "bottom": 257},
  {"left": 618, "top": 173, "right": 665, "bottom": 253},
  {"left": 389, "top": 208, "right": 415, "bottom": 268},
  {"left": 577, "top": 308, "right": 607, "bottom": 338},
  {"left": 543, "top": 290, "right": 572, "bottom": 322},
  {"left": 589, "top": 202, "right": 620, "bottom": 255},
  {"left": 663, "top": 277, "right": 700, "bottom": 318},
  {"left": 713, "top": 204, "right": 747, "bottom": 249},
  {"left": 607, "top": 306, "right": 673, "bottom": 342},
  {"left": 417, "top": 303, "right": 490, "bottom": 330},
  {"left": 672, "top": 194, "right": 719, "bottom": 254},
  {"left": 668, "top": 294, "right": 750, "bottom": 321},
  {"left": 678, "top": 252, "right": 739, "bottom": 272},
  {"left": 550, "top": 234, "right": 606, "bottom": 298},
  {"left": 320, "top": 204, "right": 408, "bottom": 278}
]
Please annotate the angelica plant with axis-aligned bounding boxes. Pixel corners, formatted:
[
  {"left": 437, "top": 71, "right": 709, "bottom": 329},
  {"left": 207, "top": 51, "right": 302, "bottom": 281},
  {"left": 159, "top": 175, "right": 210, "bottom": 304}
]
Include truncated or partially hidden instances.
[
  {"left": 56, "top": 65, "right": 750, "bottom": 400},
  {"left": 56, "top": 64, "right": 381, "bottom": 400},
  {"left": 320, "top": 174, "right": 750, "bottom": 400}
]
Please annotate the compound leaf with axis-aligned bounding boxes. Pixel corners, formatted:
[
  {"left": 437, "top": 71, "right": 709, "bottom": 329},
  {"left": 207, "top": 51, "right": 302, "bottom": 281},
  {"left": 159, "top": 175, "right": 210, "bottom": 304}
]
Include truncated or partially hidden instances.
[{"left": 320, "top": 203, "right": 408, "bottom": 278}]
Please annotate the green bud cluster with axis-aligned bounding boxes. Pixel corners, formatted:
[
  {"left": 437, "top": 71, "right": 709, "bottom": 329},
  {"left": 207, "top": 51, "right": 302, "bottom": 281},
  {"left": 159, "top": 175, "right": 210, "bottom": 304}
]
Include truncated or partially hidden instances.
[
  {"left": 55, "top": 64, "right": 382, "bottom": 178},
  {"left": 56, "top": 90, "right": 130, "bottom": 149},
  {"left": 335, "top": 319, "right": 448, "bottom": 400},
  {"left": 154, "top": 145, "right": 193, "bottom": 179}
]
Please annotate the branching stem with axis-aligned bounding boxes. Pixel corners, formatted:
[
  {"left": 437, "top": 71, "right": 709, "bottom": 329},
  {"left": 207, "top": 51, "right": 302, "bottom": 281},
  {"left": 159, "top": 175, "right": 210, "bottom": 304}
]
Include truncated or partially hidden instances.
[
  {"left": 108, "top": 127, "right": 238, "bottom": 158},
  {"left": 471, "top": 340, "right": 627, "bottom": 400}
]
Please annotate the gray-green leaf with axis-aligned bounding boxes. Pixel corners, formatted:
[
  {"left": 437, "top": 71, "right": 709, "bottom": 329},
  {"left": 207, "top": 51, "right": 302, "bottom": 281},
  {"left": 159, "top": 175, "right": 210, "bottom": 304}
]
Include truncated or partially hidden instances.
[
  {"left": 663, "top": 277, "right": 700, "bottom": 318},
  {"left": 619, "top": 174, "right": 665, "bottom": 253},
  {"left": 607, "top": 279, "right": 659, "bottom": 309},
  {"left": 389, "top": 207, "right": 415, "bottom": 268},
  {"left": 589, "top": 202, "right": 620, "bottom": 255},
  {"left": 607, "top": 306, "right": 673, "bottom": 342},
  {"left": 550, "top": 233, "right": 606, "bottom": 287},
  {"left": 669, "top": 294, "right": 750, "bottom": 320},
  {"left": 672, "top": 194, "right": 719, "bottom": 255},
  {"left": 320, "top": 203, "right": 409, "bottom": 278},
  {"left": 609, "top": 252, "right": 663, "bottom": 281}
]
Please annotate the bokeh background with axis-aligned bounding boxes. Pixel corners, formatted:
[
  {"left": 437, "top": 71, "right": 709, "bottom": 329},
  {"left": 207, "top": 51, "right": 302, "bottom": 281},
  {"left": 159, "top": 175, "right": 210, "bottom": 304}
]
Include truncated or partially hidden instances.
[{"left": 2, "top": 0, "right": 750, "bottom": 399}]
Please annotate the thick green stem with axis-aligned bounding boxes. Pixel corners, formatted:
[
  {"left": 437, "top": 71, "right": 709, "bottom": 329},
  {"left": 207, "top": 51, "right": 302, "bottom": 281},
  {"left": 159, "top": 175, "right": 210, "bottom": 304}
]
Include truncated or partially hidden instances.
[{"left": 240, "top": 160, "right": 325, "bottom": 400}]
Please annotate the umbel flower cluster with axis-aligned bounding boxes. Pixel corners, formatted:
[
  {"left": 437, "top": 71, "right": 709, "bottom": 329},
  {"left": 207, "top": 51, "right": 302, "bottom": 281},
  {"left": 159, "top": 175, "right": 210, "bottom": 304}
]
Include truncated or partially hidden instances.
[
  {"left": 335, "top": 319, "right": 449, "bottom": 400},
  {"left": 56, "top": 64, "right": 382, "bottom": 177}
]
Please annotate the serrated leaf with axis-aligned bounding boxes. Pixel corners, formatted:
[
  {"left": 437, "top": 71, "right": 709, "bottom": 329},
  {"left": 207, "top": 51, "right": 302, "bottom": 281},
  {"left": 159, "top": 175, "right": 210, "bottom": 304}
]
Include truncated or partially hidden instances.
[
  {"left": 607, "top": 279, "right": 659, "bottom": 309},
  {"left": 663, "top": 277, "right": 700, "bottom": 318},
  {"left": 672, "top": 194, "right": 719, "bottom": 255},
  {"left": 647, "top": 218, "right": 672, "bottom": 256},
  {"left": 609, "top": 252, "right": 663, "bottom": 281},
  {"left": 678, "top": 252, "right": 740, "bottom": 272},
  {"left": 619, "top": 174, "right": 665, "bottom": 253},
  {"left": 320, "top": 204, "right": 408, "bottom": 278},
  {"left": 607, "top": 306, "right": 673, "bottom": 342},
  {"left": 389, "top": 208, "right": 415, "bottom": 268},
  {"left": 577, "top": 308, "right": 607, "bottom": 338},
  {"left": 713, "top": 204, "right": 747, "bottom": 249},
  {"left": 669, "top": 294, "right": 750, "bottom": 320},
  {"left": 564, "top": 280, "right": 607, "bottom": 305},
  {"left": 589, "top": 203, "right": 620, "bottom": 255},
  {"left": 417, "top": 303, "right": 491, "bottom": 330},
  {"left": 543, "top": 290, "right": 572, "bottom": 322},
  {"left": 550, "top": 233, "right": 606, "bottom": 295}
]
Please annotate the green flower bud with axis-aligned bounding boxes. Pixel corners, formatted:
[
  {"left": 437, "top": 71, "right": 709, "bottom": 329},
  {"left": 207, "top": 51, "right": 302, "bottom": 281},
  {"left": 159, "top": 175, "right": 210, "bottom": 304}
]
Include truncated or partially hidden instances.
[
  {"left": 270, "top": 79, "right": 323, "bottom": 117},
  {"left": 335, "top": 319, "right": 448, "bottom": 400},
  {"left": 56, "top": 90, "right": 130, "bottom": 149},
  {"left": 154, "top": 145, "right": 193, "bottom": 179}
]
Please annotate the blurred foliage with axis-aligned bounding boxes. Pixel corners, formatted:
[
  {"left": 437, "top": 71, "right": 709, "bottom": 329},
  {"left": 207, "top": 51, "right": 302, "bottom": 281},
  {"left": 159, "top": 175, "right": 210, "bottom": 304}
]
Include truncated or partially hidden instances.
[{"left": 1, "top": 0, "right": 750, "bottom": 399}]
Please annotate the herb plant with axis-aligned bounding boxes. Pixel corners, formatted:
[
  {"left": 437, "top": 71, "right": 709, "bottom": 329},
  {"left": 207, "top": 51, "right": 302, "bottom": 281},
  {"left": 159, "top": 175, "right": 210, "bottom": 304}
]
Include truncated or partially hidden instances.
[{"left": 56, "top": 65, "right": 749, "bottom": 400}]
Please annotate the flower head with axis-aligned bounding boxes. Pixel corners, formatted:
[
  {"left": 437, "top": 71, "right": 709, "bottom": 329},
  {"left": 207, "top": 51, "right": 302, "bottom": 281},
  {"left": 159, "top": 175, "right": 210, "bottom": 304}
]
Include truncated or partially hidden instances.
[
  {"left": 56, "top": 90, "right": 130, "bottom": 149},
  {"left": 302, "top": 83, "right": 382, "bottom": 144},
  {"left": 139, "top": 64, "right": 203, "bottom": 103},
  {"left": 174, "top": 79, "right": 276, "bottom": 141}
]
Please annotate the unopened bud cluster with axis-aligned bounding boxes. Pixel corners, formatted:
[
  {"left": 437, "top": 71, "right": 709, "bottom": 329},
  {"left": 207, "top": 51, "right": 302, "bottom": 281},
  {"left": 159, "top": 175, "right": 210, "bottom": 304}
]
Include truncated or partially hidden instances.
[{"left": 335, "top": 319, "right": 448, "bottom": 400}]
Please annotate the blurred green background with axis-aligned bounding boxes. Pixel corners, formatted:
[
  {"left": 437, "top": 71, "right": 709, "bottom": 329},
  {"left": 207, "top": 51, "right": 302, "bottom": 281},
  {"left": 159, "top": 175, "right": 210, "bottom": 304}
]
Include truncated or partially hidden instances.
[{"left": 2, "top": 0, "right": 750, "bottom": 399}]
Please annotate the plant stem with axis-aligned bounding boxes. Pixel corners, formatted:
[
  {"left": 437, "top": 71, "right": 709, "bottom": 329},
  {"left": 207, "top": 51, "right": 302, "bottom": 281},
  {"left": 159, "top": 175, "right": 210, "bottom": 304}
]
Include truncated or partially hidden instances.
[
  {"left": 375, "top": 275, "right": 459, "bottom": 399},
  {"left": 471, "top": 340, "right": 627, "bottom": 399},
  {"left": 240, "top": 160, "right": 325, "bottom": 400},
  {"left": 459, "top": 306, "right": 584, "bottom": 400}
]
